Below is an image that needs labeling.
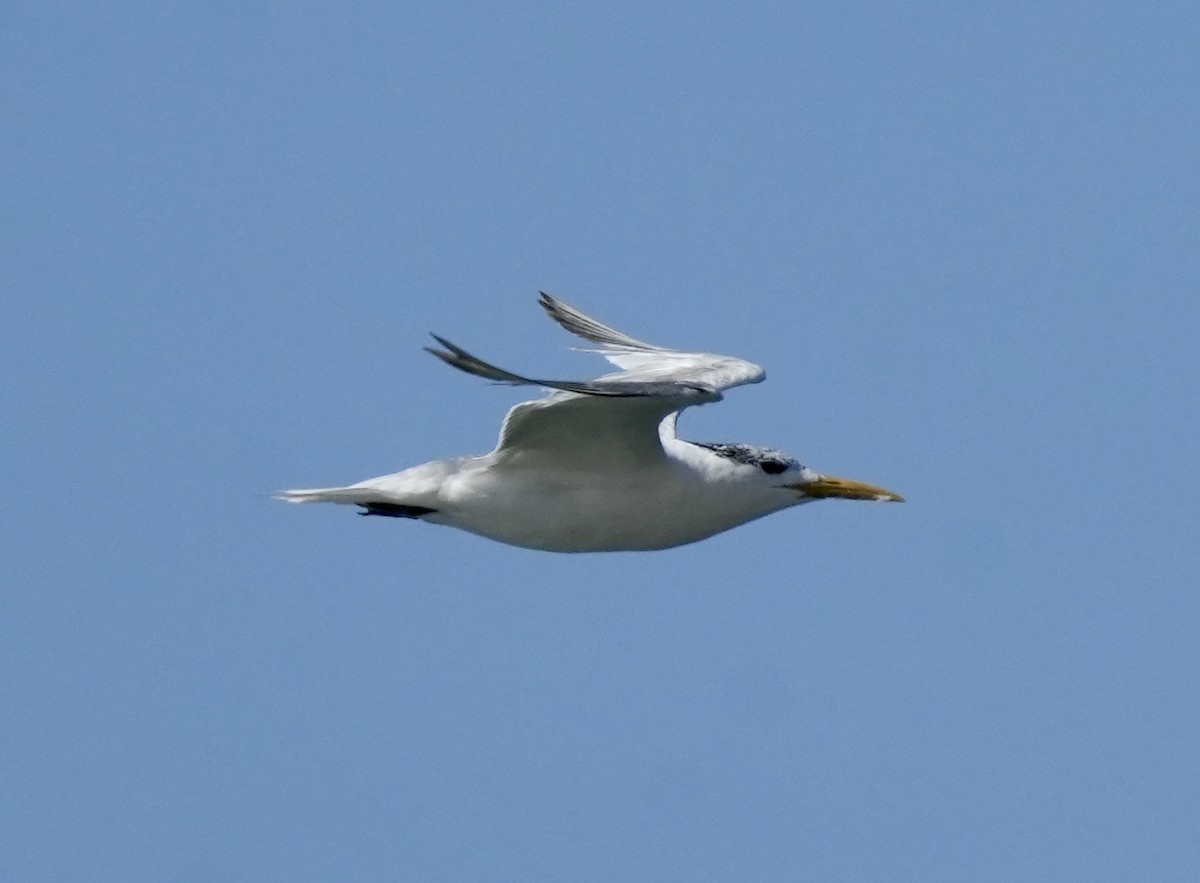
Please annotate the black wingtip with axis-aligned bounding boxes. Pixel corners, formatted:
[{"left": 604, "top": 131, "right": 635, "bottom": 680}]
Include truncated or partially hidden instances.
[
  {"left": 427, "top": 334, "right": 471, "bottom": 358},
  {"left": 359, "top": 503, "right": 438, "bottom": 519}
]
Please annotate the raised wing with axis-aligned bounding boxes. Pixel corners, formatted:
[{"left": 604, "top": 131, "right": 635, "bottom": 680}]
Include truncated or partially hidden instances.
[
  {"left": 425, "top": 334, "right": 719, "bottom": 400},
  {"left": 424, "top": 294, "right": 766, "bottom": 467},
  {"left": 537, "top": 292, "right": 766, "bottom": 392}
]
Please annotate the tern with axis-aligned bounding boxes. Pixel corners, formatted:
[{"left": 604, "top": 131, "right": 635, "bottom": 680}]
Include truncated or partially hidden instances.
[{"left": 278, "top": 293, "right": 903, "bottom": 552}]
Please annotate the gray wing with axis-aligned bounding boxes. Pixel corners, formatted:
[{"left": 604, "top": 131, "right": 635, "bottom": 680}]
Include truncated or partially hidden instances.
[
  {"left": 536, "top": 292, "right": 659, "bottom": 349},
  {"left": 424, "top": 294, "right": 765, "bottom": 466},
  {"left": 536, "top": 292, "right": 766, "bottom": 392},
  {"left": 424, "top": 335, "right": 719, "bottom": 401}
]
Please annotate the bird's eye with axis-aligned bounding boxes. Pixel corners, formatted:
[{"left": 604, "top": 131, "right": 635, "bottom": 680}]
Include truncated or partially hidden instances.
[{"left": 759, "top": 460, "right": 788, "bottom": 475}]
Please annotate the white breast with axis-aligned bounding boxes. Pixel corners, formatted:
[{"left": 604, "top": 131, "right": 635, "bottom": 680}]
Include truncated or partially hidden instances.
[{"left": 428, "top": 449, "right": 797, "bottom": 552}]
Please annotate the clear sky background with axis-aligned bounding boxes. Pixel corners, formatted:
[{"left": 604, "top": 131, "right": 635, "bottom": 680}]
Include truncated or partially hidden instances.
[{"left": 3, "top": 2, "right": 1198, "bottom": 880}]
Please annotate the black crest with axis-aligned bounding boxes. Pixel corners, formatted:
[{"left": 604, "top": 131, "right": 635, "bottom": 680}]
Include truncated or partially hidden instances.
[{"left": 690, "top": 442, "right": 798, "bottom": 475}]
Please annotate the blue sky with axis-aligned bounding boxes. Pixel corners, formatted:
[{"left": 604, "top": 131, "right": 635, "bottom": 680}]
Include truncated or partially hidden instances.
[{"left": 3, "top": 1, "right": 1198, "bottom": 880}]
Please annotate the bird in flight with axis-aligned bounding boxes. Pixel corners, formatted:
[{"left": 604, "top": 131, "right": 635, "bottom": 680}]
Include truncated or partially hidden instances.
[{"left": 278, "top": 293, "right": 902, "bottom": 552}]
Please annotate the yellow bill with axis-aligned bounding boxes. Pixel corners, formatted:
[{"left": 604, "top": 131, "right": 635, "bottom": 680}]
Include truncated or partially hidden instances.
[{"left": 793, "top": 474, "right": 905, "bottom": 502}]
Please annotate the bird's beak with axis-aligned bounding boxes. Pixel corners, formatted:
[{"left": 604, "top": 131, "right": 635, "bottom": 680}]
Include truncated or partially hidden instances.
[{"left": 792, "top": 474, "right": 905, "bottom": 502}]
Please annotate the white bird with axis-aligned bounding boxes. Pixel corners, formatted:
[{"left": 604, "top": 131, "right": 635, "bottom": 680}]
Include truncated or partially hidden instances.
[{"left": 278, "top": 293, "right": 902, "bottom": 552}]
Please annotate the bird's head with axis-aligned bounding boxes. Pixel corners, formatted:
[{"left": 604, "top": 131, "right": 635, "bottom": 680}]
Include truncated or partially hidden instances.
[{"left": 696, "top": 442, "right": 904, "bottom": 503}]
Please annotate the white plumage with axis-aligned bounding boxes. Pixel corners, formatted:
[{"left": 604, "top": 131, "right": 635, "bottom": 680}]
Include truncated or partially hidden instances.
[{"left": 278, "top": 293, "right": 902, "bottom": 552}]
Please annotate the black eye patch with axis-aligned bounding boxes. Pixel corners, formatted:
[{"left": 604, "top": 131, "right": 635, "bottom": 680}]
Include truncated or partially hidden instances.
[{"left": 690, "top": 441, "right": 799, "bottom": 474}]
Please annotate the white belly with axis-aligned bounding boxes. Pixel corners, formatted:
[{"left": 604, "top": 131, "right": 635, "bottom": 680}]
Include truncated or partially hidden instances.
[{"left": 429, "top": 460, "right": 786, "bottom": 552}]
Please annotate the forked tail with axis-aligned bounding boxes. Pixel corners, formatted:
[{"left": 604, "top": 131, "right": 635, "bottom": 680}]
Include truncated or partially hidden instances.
[
  {"left": 276, "top": 486, "right": 377, "bottom": 505},
  {"left": 275, "top": 487, "right": 436, "bottom": 519}
]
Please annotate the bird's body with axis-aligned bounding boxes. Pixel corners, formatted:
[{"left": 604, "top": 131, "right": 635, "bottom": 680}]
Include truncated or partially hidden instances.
[
  {"left": 322, "top": 438, "right": 804, "bottom": 552},
  {"left": 279, "top": 294, "right": 902, "bottom": 552}
]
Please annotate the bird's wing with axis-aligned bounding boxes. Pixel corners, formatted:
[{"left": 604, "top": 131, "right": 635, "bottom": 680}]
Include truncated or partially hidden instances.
[
  {"left": 424, "top": 294, "right": 765, "bottom": 467},
  {"left": 536, "top": 292, "right": 766, "bottom": 392}
]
